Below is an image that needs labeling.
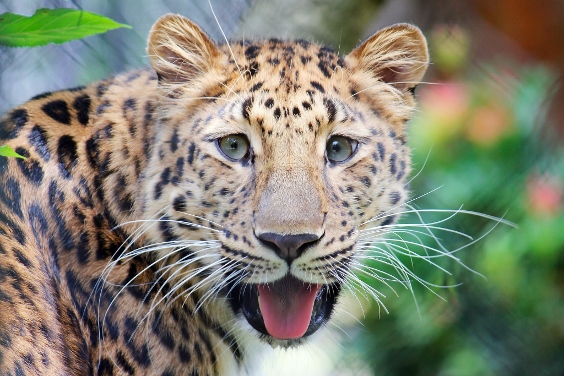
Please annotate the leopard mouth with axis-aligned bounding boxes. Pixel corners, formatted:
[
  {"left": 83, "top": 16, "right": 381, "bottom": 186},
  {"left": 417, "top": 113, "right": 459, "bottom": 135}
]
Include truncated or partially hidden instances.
[{"left": 228, "top": 275, "right": 339, "bottom": 341}]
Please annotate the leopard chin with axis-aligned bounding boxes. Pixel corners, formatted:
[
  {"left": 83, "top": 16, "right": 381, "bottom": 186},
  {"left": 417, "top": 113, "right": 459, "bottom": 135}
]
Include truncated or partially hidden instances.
[{"left": 225, "top": 274, "right": 341, "bottom": 347}]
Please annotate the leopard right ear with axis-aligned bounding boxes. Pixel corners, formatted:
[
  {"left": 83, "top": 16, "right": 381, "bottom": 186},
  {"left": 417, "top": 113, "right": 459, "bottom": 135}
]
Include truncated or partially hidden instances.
[
  {"left": 148, "top": 14, "right": 222, "bottom": 84},
  {"left": 346, "top": 23, "right": 429, "bottom": 93}
]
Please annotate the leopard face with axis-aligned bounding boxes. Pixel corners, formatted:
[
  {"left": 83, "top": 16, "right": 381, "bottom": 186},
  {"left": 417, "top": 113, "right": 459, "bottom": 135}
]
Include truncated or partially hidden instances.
[
  {"left": 0, "top": 13, "right": 428, "bottom": 375},
  {"left": 133, "top": 15, "right": 428, "bottom": 347}
]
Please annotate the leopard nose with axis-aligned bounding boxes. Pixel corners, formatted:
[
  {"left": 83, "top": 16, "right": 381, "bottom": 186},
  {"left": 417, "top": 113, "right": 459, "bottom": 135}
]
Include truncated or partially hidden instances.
[{"left": 256, "top": 232, "right": 320, "bottom": 264}]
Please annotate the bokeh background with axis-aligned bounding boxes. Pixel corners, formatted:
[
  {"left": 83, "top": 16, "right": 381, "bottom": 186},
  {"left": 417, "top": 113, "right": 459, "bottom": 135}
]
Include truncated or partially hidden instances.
[{"left": 1, "top": 1, "right": 563, "bottom": 375}]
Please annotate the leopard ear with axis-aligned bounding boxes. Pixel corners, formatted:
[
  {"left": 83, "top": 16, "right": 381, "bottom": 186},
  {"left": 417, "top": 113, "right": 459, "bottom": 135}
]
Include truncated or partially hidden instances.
[
  {"left": 148, "top": 14, "right": 222, "bottom": 84},
  {"left": 346, "top": 23, "right": 429, "bottom": 93}
]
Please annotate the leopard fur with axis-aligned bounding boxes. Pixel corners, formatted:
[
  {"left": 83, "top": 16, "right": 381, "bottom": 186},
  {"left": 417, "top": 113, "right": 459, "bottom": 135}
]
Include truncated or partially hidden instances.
[{"left": 0, "top": 14, "right": 428, "bottom": 375}]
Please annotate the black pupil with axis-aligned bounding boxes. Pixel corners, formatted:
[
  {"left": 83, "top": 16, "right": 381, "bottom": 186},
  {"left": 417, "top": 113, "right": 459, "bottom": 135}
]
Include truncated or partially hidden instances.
[
  {"left": 229, "top": 139, "right": 239, "bottom": 150},
  {"left": 330, "top": 141, "right": 342, "bottom": 153}
]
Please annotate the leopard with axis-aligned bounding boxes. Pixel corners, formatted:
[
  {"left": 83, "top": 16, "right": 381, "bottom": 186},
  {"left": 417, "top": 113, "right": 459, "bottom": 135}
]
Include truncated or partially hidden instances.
[{"left": 0, "top": 13, "right": 428, "bottom": 375}]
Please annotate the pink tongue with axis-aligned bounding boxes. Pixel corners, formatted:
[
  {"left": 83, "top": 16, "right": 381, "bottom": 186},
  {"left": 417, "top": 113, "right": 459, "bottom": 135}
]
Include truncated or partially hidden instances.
[{"left": 258, "top": 281, "right": 320, "bottom": 339}]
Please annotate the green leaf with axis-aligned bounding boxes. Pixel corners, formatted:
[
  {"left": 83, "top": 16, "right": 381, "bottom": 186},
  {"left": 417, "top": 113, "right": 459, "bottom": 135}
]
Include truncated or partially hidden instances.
[
  {"left": 0, "top": 145, "right": 26, "bottom": 159},
  {"left": 0, "top": 8, "right": 131, "bottom": 47}
]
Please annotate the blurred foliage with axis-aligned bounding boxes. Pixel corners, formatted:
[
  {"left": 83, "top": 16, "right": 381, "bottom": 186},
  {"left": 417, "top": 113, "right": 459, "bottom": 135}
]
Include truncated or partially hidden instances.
[
  {"left": 351, "top": 25, "right": 564, "bottom": 375},
  {"left": 240, "top": 0, "right": 384, "bottom": 51}
]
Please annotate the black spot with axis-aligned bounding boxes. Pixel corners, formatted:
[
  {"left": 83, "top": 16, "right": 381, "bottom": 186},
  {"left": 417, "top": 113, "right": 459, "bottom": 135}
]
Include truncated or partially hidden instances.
[
  {"left": 49, "top": 181, "right": 74, "bottom": 251},
  {"left": 123, "top": 323, "right": 151, "bottom": 368},
  {"left": 318, "top": 61, "right": 332, "bottom": 78},
  {"left": 0, "top": 177, "right": 23, "bottom": 218},
  {"left": 178, "top": 345, "right": 192, "bottom": 363},
  {"left": 152, "top": 317, "right": 175, "bottom": 350},
  {"left": 170, "top": 128, "right": 179, "bottom": 153},
  {"left": 246, "top": 61, "right": 260, "bottom": 76},
  {"left": 159, "top": 217, "right": 178, "bottom": 242},
  {"left": 28, "top": 203, "right": 48, "bottom": 240},
  {"left": 389, "top": 191, "right": 401, "bottom": 205},
  {"left": 265, "top": 98, "right": 274, "bottom": 108},
  {"left": 97, "top": 83, "right": 108, "bottom": 97},
  {"left": 76, "top": 232, "right": 90, "bottom": 264},
  {"left": 97, "top": 100, "right": 111, "bottom": 115},
  {"left": 113, "top": 175, "right": 133, "bottom": 211},
  {"left": 28, "top": 125, "right": 51, "bottom": 161},
  {"left": 251, "top": 82, "right": 263, "bottom": 92},
  {"left": 381, "top": 216, "right": 395, "bottom": 227},
  {"left": 116, "top": 351, "right": 135, "bottom": 375},
  {"left": 42, "top": 100, "right": 71, "bottom": 125},
  {"left": 98, "top": 357, "right": 116, "bottom": 375},
  {"left": 73, "top": 95, "right": 91, "bottom": 125},
  {"left": 296, "top": 39, "right": 311, "bottom": 48},
  {"left": 292, "top": 107, "right": 301, "bottom": 117},
  {"left": 57, "top": 135, "right": 78, "bottom": 179},
  {"left": 173, "top": 196, "right": 187, "bottom": 212},
  {"left": 31, "top": 91, "right": 53, "bottom": 101},
  {"left": 301, "top": 55, "right": 312, "bottom": 65},
  {"left": 323, "top": 98, "right": 336, "bottom": 123},
  {"left": 389, "top": 153, "right": 397, "bottom": 175},
  {"left": 123, "top": 98, "right": 136, "bottom": 113},
  {"left": 176, "top": 156, "right": 185, "bottom": 177},
  {"left": 302, "top": 101, "right": 312, "bottom": 110},
  {"left": 397, "top": 160, "right": 406, "bottom": 180},
  {"left": 187, "top": 142, "right": 196, "bottom": 165},
  {"left": 13, "top": 249, "right": 32, "bottom": 267},
  {"left": 273, "top": 107, "right": 281, "bottom": 120},
  {"left": 245, "top": 45, "right": 261, "bottom": 60},
  {"left": 310, "top": 81, "right": 325, "bottom": 93},
  {"left": 360, "top": 176, "right": 371, "bottom": 188},
  {"left": 66, "top": 270, "right": 88, "bottom": 315},
  {"left": 16, "top": 148, "right": 44, "bottom": 186},
  {"left": 242, "top": 98, "right": 253, "bottom": 121},
  {"left": 14, "top": 362, "right": 25, "bottom": 376},
  {"left": 0, "top": 108, "right": 28, "bottom": 139},
  {"left": 377, "top": 142, "right": 385, "bottom": 161},
  {"left": 267, "top": 57, "right": 280, "bottom": 66},
  {"left": 85, "top": 136, "right": 99, "bottom": 168},
  {"left": 73, "top": 176, "right": 94, "bottom": 208},
  {"left": 194, "top": 343, "right": 203, "bottom": 363}
]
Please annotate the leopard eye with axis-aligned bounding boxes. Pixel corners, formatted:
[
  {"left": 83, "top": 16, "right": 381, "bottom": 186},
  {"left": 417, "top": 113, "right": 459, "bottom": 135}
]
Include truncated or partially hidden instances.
[
  {"left": 218, "top": 134, "right": 250, "bottom": 161},
  {"left": 326, "top": 135, "right": 358, "bottom": 163}
]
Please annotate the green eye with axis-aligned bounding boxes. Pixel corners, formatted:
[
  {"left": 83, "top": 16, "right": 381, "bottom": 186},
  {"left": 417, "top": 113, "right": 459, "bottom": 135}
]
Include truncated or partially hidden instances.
[
  {"left": 218, "top": 135, "right": 250, "bottom": 161},
  {"left": 326, "top": 136, "right": 358, "bottom": 163}
]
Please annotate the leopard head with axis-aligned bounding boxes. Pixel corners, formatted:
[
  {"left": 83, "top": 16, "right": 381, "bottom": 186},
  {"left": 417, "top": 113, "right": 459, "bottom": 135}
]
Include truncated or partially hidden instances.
[{"left": 137, "top": 14, "right": 428, "bottom": 347}]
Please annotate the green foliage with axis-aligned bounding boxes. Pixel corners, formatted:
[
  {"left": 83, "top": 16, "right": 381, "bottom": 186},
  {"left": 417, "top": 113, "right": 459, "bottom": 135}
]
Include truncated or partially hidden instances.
[
  {"left": 0, "top": 8, "right": 130, "bottom": 47},
  {"left": 0, "top": 145, "right": 25, "bottom": 159},
  {"left": 352, "top": 25, "right": 564, "bottom": 375}
]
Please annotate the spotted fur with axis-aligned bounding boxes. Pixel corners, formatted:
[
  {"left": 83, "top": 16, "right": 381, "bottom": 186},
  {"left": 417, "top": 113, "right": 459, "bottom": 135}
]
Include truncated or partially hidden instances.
[{"left": 0, "top": 14, "right": 428, "bottom": 375}]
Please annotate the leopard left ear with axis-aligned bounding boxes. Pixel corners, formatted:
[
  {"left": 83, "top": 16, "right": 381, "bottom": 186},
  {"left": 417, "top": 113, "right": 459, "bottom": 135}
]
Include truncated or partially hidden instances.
[
  {"left": 148, "top": 14, "right": 222, "bottom": 84},
  {"left": 346, "top": 23, "right": 429, "bottom": 93}
]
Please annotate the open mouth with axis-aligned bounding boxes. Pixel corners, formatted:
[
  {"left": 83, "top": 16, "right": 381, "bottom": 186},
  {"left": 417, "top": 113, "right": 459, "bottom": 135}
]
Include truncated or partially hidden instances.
[{"left": 228, "top": 275, "right": 339, "bottom": 340}]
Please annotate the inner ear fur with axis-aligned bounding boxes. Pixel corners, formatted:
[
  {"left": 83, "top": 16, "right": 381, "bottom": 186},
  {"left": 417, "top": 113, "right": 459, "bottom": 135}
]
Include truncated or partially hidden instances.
[
  {"left": 148, "top": 14, "right": 222, "bottom": 84},
  {"left": 346, "top": 23, "right": 429, "bottom": 93}
]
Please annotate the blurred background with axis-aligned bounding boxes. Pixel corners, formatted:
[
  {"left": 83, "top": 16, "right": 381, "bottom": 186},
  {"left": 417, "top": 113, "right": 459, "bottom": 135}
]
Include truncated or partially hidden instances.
[{"left": 1, "top": 1, "right": 563, "bottom": 375}]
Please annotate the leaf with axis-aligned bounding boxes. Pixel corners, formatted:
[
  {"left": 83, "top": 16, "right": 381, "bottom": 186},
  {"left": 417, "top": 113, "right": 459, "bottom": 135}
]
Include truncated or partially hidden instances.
[
  {"left": 0, "top": 8, "right": 131, "bottom": 47},
  {"left": 0, "top": 145, "right": 26, "bottom": 159}
]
